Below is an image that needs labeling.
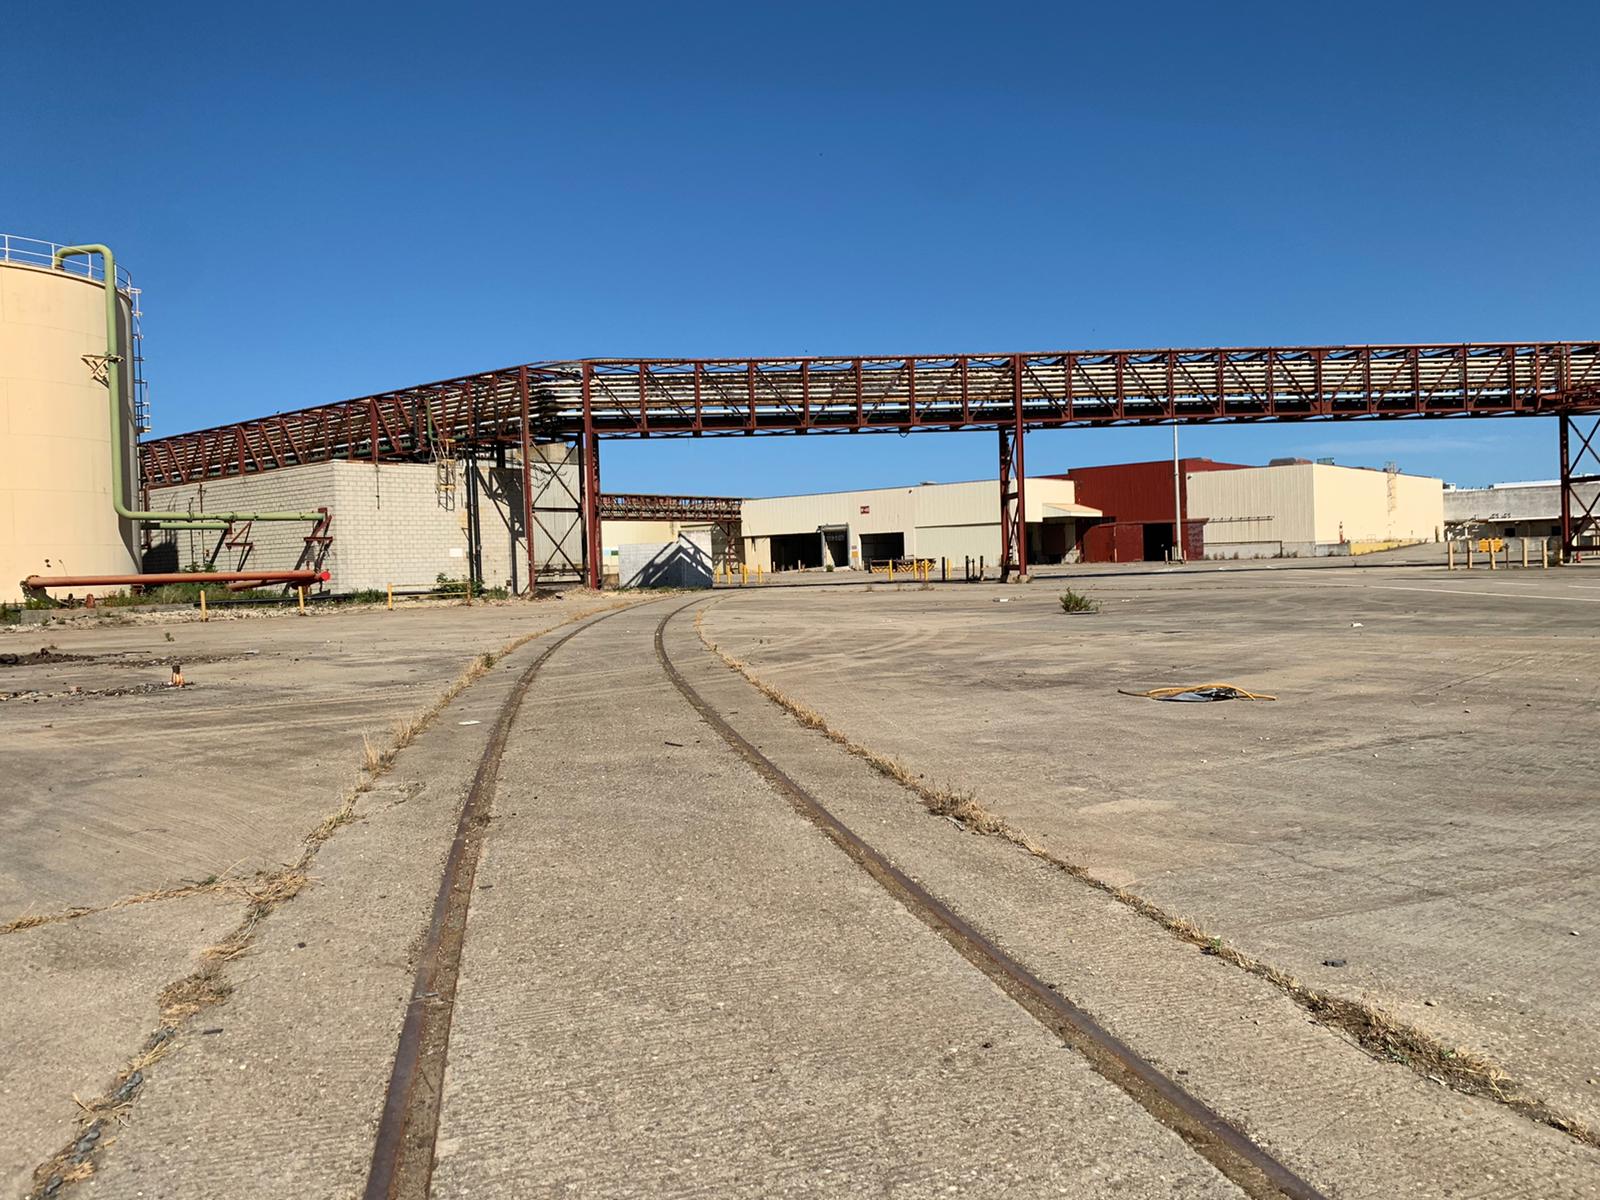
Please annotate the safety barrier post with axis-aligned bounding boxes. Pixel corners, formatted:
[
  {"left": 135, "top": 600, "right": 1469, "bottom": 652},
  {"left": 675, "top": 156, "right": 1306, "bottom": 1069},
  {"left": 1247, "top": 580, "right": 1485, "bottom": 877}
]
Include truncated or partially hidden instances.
[
  {"left": 1466, "top": 542, "right": 1473, "bottom": 569},
  {"left": 979, "top": 555, "right": 985, "bottom": 580},
  {"left": 200, "top": 589, "right": 208, "bottom": 621},
  {"left": 387, "top": 583, "right": 394, "bottom": 611},
  {"left": 1489, "top": 542, "right": 1495, "bottom": 571},
  {"left": 1522, "top": 540, "right": 1529, "bottom": 569},
  {"left": 1447, "top": 541, "right": 1455, "bottom": 571},
  {"left": 887, "top": 560, "right": 894, "bottom": 583},
  {"left": 741, "top": 562, "right": 748, "bottom": 586},
  {"left": 1543, "top": 540, "right": 1550, "bottom": 569},
  {"left": 298, "top": 586, "right": 306, "bottom": 613},
  {"left": 942, "top": 557, "right": 948, "bottom": 582}
]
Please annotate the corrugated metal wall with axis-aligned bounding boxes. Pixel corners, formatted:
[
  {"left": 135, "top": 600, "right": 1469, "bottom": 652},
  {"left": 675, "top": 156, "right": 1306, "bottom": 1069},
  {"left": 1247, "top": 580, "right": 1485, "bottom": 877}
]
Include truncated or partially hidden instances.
[
  {"left": 1186, "top": 463, "right": 1443, "bottom": 555},
  {"left": 1065, "top": 459, "right": 1246, "bottom": 525},
  {"left": 1186, "top": 465, "right": 1318, "bottom": 549},
  {"left": 741, "top": 477, "right": 1089, "bottom": 568}
]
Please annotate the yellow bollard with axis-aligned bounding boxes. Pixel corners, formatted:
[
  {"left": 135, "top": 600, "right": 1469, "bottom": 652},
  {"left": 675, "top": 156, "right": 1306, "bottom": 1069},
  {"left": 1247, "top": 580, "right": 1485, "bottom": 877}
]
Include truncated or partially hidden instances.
[
  {"left": 741, "top": 562, "right": 748, "bottom": 586},
  {"left": 1543, "top": 540, "right": 1550, "bottom": 569},
  {"left": 387, "top": 583, "right": 394, "bottom": 611},
  {"left": 200, "top": 589, "right": 208, "bottom": 621},
  {"left": 887, "top": 560, "right": 894, "bottom": 583},
  {"left": 1522, "top": 540, "right": 1528, "bottom": 569},
  {"left": 298, "top": 586, "right": 306, "bottom": 613}
]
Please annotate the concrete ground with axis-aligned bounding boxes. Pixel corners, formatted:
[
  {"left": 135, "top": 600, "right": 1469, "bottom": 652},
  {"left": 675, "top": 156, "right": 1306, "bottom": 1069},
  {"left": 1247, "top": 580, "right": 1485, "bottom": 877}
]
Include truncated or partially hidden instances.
[
  {"left": 433, "top": 609, "right": 1233, "bottom": 1198},
  {"left": 701, "top": 563, "right": 1600, "bottom": 1134},
  {"left": 0, "top": 594, "right": 629, "bottom": 1198},
  {"left": 4, "top": 560, "right": 1596, "bottom": 1198}
]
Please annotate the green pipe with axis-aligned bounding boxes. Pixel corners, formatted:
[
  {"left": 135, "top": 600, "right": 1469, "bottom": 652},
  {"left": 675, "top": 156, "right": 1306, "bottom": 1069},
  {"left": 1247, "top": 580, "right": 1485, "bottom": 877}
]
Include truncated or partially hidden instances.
[{"left": 52, "top": 244, "right": 324, "bottom": 526}]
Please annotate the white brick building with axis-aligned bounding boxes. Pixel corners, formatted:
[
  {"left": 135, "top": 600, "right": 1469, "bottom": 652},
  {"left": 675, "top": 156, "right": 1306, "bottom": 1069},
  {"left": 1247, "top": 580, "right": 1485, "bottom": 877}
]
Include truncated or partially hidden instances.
[{"left": 147, "top": 456, "right": 581, "bottom": 593}]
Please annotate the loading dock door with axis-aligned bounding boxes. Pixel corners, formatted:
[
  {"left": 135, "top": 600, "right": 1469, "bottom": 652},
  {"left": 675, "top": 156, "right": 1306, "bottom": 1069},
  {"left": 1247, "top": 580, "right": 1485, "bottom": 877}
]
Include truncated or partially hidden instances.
[
  {"left": 771, "top": 532, "right": 824, "bottom": 570},
  {"left": 1142, "top": 522, "right": 1174, "bottom": 562},
  {"left": 860, "top": 531, "right": 905, "bottom": 564}
]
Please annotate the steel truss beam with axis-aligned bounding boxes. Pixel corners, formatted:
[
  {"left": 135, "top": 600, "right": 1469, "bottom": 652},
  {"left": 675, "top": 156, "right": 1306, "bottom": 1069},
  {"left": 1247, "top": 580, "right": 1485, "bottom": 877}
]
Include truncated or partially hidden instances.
[
  {"left": 141, "top": 343, "right": 1600, "bottom": 491},
  {"left": 597, "top": 494, "right": 743, "bottom": 523},
  {"left": 137, "top": 342, "right": 1600, "bottom": 592}
]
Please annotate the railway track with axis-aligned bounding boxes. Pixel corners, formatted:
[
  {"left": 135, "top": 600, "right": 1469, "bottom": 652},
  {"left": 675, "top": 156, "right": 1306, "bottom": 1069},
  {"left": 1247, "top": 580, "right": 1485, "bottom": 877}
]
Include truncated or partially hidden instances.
[{"left": 364, "top": 595, "right": 1327, "bottom": 1200}]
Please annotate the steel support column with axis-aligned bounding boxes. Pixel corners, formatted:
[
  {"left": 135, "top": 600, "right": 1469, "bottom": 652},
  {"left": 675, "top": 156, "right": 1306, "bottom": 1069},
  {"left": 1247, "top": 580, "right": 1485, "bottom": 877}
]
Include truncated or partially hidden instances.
[
  {"left": 581, "top": 363, "right": 603, "bottom": 589},
  {"left": 998, "top": 355, "right": 1028, "bottom": 581},
  {"left": 1559, "top": 412, "right": 1600, "bottom": 563}
]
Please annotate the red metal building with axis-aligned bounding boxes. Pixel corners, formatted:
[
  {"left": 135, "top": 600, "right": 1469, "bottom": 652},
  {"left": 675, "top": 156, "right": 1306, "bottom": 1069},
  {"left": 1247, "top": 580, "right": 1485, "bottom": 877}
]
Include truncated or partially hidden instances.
[{"left": 1061, "top": 458, "right": 1248, "bottom": 563}]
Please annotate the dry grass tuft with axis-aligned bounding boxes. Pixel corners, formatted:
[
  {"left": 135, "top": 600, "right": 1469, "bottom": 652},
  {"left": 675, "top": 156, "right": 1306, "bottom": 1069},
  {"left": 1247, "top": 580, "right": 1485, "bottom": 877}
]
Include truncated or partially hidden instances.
[
  {"left": 361, "top": 732, "right": 393, "bottom": 774},
  {"left": 692, "top": 608, "right": 1600, "bottom": 1151}
]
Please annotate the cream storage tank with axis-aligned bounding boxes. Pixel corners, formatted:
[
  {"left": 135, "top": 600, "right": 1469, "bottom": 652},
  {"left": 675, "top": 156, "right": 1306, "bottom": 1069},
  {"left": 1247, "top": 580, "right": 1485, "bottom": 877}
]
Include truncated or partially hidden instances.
[{"left": 0, "top": 235, "right": 141, "bottom": 603}]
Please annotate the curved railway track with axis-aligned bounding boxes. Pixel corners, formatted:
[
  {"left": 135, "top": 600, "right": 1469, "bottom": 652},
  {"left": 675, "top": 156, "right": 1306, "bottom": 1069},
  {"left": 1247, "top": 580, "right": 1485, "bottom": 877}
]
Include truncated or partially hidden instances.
[{"left": 364, "top": 595, "right": 1327, "bottom": 1200}]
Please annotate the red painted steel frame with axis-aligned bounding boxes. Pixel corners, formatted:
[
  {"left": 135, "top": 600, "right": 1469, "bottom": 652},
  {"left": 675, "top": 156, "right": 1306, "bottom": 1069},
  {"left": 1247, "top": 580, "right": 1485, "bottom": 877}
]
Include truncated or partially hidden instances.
[
  {"left": 517, "top": 366, "right": 537, "bottom": 595},
  {"left": 581, "top": 363, "right": 602, "bottom": 588},
  {"left": 1560, "top": 414, "right": 1600, "bottom": 562},
  {"left": 997, "top": 355, "right": 1028, "bottom": 580},
  {"left": 137, "top": 342, "right": 1600, "bottom": 589},
  {"left": 141, "top": 343, "right": 1600, "bottom": 491}
]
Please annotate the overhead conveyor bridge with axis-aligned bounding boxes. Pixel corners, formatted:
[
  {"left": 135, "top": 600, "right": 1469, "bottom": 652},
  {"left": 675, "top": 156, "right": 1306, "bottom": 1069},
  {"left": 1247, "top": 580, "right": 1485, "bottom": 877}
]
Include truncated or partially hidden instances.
[{"left": 139, "top": 342, "right": 1600, "bottom": 587}]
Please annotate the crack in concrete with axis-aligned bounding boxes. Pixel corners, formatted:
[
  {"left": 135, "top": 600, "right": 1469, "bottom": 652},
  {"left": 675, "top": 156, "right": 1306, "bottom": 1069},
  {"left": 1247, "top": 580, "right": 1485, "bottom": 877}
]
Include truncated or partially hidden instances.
[
  {"left": 694, "top": 606, "right": 1600, "bottom": 1152},
  {"left": 22, "top": 600, "right": 641, "bottom": 1199}
]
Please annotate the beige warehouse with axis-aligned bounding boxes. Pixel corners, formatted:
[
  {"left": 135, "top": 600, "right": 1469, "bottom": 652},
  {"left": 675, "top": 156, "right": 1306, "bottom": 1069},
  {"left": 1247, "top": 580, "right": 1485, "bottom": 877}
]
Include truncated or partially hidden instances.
[
  {"left": 741, "top": 478, "right": 1101, "bottom": 572},
  {"left": 1187, "top": 462, "right": 1442, "bottom": 558}
]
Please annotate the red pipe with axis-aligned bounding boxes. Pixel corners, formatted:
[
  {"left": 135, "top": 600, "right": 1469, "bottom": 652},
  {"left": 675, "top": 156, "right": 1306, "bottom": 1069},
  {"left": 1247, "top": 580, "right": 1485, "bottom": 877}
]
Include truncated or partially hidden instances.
[{"left": 23, "top": 570, "right": 329, "bottom": 590}]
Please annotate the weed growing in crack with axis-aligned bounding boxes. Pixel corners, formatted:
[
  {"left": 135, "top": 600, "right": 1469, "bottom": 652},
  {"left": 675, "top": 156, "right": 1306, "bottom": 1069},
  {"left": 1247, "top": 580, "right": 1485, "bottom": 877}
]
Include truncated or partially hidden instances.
[{"left": 690, "top": 606, "right": 1597, "bottom": 1150}]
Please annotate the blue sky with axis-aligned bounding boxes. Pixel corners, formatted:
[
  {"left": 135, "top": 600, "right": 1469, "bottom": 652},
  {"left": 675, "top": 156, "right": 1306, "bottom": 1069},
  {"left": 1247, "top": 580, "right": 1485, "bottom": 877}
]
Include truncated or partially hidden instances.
[{"left": 4, "top": 1, "right": 1594, "bottom": 492}]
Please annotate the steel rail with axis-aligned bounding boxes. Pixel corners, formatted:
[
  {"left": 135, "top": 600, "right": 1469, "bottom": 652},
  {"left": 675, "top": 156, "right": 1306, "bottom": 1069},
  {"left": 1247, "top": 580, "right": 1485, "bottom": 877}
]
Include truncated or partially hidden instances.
[
  {"left": 362, "top": 602, "right": 643, "bottom": 1200},
  {"left": 653, "top": 600, "right": 1330, "bottom": 1200}
]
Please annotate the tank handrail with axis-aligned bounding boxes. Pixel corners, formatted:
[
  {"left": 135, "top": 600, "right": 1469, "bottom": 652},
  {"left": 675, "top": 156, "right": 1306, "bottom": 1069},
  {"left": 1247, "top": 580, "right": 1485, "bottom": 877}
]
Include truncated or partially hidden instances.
[{"left": 1, "top": 232, "right": 134, "bottom": 290}]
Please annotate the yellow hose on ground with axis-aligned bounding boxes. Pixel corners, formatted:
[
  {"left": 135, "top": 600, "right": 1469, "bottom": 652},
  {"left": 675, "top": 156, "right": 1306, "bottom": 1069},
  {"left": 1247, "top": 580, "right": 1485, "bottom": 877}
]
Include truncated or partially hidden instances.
[{"left": 1117, "top": 683, "right": 1278, "bottom": 701}]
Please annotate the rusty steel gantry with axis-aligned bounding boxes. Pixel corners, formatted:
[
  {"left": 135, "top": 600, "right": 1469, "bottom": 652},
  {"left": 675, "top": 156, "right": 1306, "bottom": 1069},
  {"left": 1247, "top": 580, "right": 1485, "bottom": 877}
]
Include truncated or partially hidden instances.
[{"left": 139, "top": 343, "right": 1600, "bottom": 589}]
